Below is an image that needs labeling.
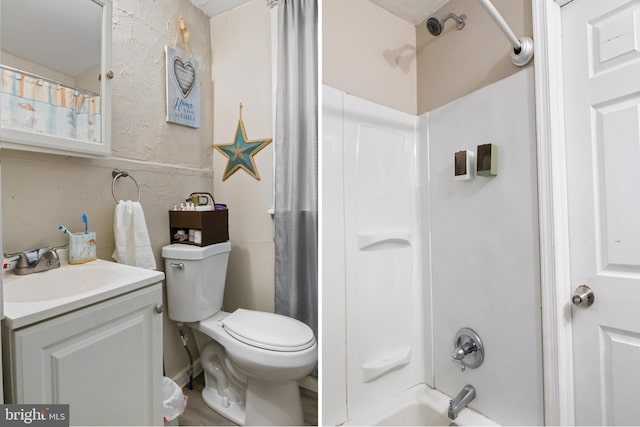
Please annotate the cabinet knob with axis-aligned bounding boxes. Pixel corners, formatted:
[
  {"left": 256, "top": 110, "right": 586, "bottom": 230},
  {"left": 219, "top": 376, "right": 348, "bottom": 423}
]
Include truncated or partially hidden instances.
[
  {"left": 155, "top": 304, "right": 164, "bottom": 314},
  {"left": 99, "top": 71, "right": 115, "bottom": 81}
]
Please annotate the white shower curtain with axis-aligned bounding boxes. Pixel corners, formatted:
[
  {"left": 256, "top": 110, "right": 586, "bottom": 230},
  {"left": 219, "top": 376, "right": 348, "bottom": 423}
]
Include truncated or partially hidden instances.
[{"left": 274, "top": 0, "right": 318, "bottom": 355}]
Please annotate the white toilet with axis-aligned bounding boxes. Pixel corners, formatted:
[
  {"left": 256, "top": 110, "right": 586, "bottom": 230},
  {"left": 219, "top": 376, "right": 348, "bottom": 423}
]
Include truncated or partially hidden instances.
[{"left": 162, "top": 242, "right": 317, "bottom": 426}]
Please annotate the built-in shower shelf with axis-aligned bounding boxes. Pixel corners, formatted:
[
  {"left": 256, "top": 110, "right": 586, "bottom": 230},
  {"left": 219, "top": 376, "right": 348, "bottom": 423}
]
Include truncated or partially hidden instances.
[
  {"left": 361, "top": 346, "right": 411, "bottom": 382},
  {"left": 358, "top": 232, "right": 412, "bottom": 251}
]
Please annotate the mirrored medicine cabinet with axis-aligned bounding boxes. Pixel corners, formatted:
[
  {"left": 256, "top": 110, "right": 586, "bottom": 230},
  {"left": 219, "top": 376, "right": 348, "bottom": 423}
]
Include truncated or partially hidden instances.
[{"left": 0, "top": 0, "right": 112, "bottom": 157}]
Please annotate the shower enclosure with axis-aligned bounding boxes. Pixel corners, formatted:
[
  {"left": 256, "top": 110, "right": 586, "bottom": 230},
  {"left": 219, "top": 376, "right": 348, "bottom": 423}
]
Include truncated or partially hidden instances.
[{"left": 322, "top": 68, "right": 543, "bottom": 426}]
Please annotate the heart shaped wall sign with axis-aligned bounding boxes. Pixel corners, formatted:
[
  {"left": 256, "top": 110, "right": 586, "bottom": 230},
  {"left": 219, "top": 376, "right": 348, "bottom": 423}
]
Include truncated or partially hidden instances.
[{"left": 173, "top": 57, "right": 196, "bottom": 98}]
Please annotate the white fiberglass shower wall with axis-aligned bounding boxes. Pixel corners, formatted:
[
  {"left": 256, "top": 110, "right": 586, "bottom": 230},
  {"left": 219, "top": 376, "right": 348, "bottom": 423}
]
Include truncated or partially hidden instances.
[
  {"left": 323, "top": 85, "right": 429, "bottom": 425},
  {"left": 428, "top": 68, "right": 543, "bottom": 425},
  {"left": 323, "top": 69, "right": 543, "bottom": 426}
]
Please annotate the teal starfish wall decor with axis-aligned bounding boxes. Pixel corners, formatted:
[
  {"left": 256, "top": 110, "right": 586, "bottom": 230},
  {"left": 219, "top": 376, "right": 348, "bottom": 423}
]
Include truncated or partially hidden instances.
[{"left": 214, "top": 103, "right": 272, "bottom": 181}]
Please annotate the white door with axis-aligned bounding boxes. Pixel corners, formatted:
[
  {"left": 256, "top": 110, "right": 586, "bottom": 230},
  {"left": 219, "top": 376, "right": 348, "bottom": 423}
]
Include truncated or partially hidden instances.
[{"left": 563, "top": 0, "right": 640, "bottom": 424}]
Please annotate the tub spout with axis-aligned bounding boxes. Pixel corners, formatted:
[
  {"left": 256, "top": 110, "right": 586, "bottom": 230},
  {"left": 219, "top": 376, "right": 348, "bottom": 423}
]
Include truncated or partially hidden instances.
[{"left": 448, "top": 384, "right": 475, "bottom": 420}]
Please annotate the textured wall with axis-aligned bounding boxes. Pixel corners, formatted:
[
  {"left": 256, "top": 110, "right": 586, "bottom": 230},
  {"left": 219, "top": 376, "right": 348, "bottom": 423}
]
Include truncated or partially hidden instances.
[
  {"left": 210, "top": 0, "right": 275, "bottom": 314},
  {"left": 322, "top": 0, "right": 417, "bottom": 115},
  {"left": 1, "top": 0, "right": 213, "bottom": 380},
  {"left": 416, "top": 0, "right": 533, "bottom": 113}
]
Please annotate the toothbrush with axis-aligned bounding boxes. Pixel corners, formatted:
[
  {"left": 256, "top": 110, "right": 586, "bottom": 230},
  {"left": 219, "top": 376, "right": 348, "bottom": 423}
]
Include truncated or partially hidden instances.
[
  {"left": 58, "top": 225, "right": 70, "bottom": 235},
  {"left": 81, "top": 214, "right": 88, "bottom": 234}
]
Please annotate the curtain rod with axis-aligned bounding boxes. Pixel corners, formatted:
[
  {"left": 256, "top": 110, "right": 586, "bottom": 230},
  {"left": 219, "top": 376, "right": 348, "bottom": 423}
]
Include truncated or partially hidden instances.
[{"left": 0, "top": 64, "right": 100, "bottom": 96}]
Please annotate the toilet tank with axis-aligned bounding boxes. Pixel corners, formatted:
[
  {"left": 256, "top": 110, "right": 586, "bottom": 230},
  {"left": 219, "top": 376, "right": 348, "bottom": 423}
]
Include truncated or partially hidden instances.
[{"left": 162, "top": 242, "right": 231, "bottom": 322}]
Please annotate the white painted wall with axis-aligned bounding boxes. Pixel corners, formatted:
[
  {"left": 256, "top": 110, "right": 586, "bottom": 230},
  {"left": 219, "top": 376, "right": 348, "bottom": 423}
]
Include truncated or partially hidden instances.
[
  {"left": 428, "top": 68, "right": 543, "bottom": 425},
  {"left": 210, "top": 0, "right": 275, "bottom": 314},
  {"left": 322, "top": 85, "right": 428, "bottom": 424},
  {"left": 416, "top": 0, "right": 533, "bottom": 113},
  {"left": 0, "top": 52, "right": 76, "bottom": 87},
  {"left": 322, "top": 0, "right": 417, "bottom": 115}
]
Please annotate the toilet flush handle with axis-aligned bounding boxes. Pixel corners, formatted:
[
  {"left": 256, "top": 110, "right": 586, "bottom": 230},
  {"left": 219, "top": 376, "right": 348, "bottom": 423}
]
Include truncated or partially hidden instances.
[{"left": 169, "top": 262, "right": 184, "bottom": 270}]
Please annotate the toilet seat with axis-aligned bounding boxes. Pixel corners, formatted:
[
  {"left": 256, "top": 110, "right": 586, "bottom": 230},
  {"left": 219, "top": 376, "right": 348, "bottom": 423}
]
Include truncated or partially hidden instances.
[{"left": 221, "top": 309, "right": 315, "bottom": 352}]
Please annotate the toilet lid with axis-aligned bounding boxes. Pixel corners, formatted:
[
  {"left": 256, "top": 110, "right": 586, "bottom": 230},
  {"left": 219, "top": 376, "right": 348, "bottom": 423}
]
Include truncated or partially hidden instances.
[{"left": 222, "top": 309, "right": 315, "bottom": 352}]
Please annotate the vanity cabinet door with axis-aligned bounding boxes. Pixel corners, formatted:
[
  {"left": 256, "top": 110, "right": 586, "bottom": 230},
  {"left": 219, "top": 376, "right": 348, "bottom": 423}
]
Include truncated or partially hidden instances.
[{"left": 10, "top": 284, "right": 163, "bottom": 426}]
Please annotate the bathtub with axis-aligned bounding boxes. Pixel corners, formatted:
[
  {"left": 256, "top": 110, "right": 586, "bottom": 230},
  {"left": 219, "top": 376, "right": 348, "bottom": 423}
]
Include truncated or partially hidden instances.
[{"left": 343, "top": 384, "right": 499, "bottom": 426}]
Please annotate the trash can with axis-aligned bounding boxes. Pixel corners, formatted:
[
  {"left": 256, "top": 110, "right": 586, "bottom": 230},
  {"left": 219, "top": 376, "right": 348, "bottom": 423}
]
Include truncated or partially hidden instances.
[{"left": 163, "top": 377, "right": 188, "bottom": 426}]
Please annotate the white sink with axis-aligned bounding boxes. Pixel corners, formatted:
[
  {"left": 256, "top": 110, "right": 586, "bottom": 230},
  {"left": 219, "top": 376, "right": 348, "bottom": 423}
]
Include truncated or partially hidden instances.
[
  {"left": 2, "top": 259, "right": 164, "bottom": 329},
  {"left": 4, "top": 265, "right": 122, "bottom": 302}
]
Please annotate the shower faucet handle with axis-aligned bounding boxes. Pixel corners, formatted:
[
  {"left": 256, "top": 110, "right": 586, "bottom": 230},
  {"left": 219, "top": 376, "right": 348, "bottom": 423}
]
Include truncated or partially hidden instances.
[
  {"left": 452, "top": 357, "right": 467, "bottom": 371},
  {"left": 452, "top": 341, "right": 477, "bottom": 360},
  {"left": 451, "top": 328, "right": 484, "bottom": 371},
  {"left": 451, "top": 341, "right": 477, "bottom": 371}
]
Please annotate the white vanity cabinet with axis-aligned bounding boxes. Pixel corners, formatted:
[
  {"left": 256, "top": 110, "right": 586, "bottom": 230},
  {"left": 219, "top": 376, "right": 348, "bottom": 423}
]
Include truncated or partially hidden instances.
[{"left": 2, "top": 284, "right": 163, "bottom": 426}]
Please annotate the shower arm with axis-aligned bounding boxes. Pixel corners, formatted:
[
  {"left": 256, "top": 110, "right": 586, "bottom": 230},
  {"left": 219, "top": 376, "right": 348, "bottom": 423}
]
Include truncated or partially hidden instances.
[
  {"left": 441, "top": 13, "right": 466, "bottom": 29},
  {"left": 476, "top": 0, "right": 534, "bottom": 67}
]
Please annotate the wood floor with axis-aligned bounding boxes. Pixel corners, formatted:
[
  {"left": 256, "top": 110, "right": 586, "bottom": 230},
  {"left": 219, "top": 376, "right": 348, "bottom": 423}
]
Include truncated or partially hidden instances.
[{"left": 178, "top": 373, "right": 318, "bottom": 426}]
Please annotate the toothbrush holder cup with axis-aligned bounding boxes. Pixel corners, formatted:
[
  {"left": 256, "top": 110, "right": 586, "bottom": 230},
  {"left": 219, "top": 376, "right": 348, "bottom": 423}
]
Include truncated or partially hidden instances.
[{"left": 68, "top": 232, "right": 97, "bottom": 264}]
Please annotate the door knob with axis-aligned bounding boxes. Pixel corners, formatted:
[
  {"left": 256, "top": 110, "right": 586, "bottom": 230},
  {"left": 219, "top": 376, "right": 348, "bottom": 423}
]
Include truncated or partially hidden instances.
[{"left": 572, "top": 285, "right": 594, "bottom": 308}]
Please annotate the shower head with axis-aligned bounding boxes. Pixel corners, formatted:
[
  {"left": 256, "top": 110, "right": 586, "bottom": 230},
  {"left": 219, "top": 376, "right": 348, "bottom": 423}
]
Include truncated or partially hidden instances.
[{"left": 426, "top": 13, "right": 467, "bottom": 36}]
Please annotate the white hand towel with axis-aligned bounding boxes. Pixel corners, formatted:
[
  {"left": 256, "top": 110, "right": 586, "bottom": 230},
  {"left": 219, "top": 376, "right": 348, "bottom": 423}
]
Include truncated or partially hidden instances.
[{"left": 112, "top": 200, "right": 157, "bottom": 270}]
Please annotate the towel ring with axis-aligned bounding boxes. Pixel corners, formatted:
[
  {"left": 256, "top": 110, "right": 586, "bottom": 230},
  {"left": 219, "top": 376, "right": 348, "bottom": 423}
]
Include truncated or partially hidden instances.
[{"left": 112, "top": 169, "right": 141, "bottom": 203}]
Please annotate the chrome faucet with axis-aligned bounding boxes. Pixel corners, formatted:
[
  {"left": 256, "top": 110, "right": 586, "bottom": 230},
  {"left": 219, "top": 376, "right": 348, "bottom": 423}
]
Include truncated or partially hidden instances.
[
  {"left": 451, "top": 328, "right": 484, "bottom": 371},
  {"left": 452, "top": 341, "right": 477, "bottom": 361},
  {"left": 448, "top": 384, "right": 476, "bottom": 420},
  {"left": 5, "top": 247, "right": 62, "bottom": 275}
]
